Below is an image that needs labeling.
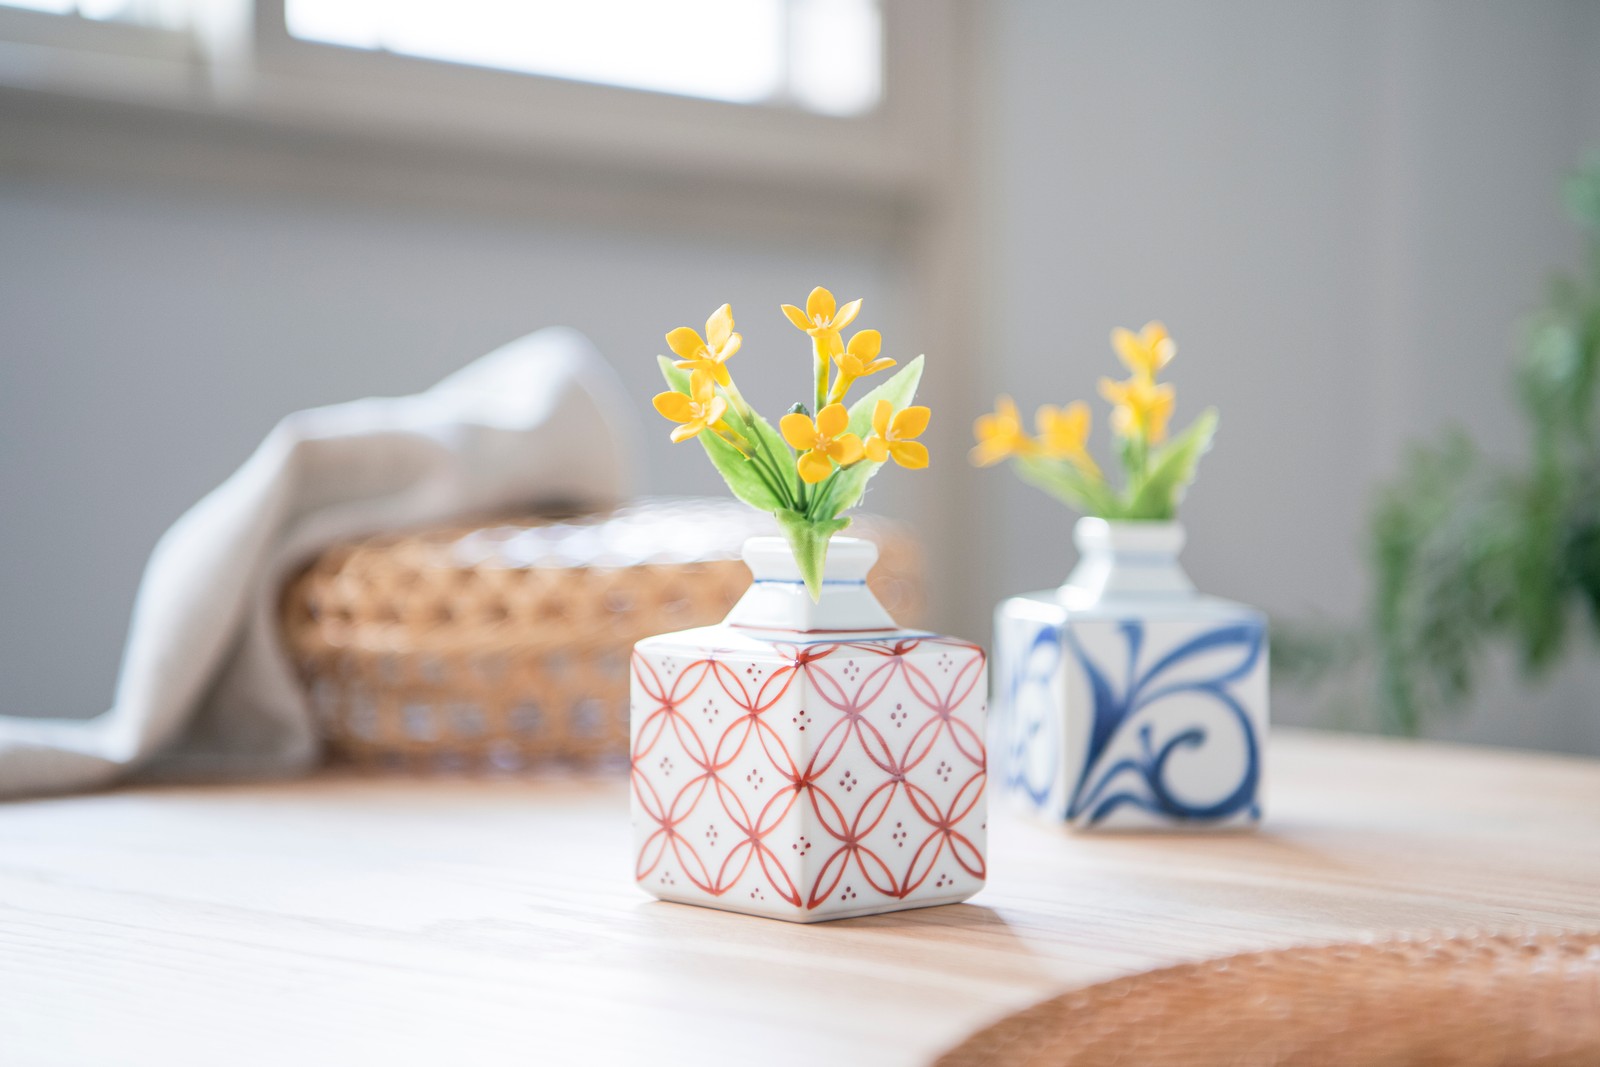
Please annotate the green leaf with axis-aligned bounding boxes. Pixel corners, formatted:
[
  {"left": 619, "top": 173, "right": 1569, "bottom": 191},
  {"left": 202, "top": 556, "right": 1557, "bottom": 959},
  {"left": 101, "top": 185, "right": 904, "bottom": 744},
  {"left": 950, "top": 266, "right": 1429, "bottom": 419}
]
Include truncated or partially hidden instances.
[
  {"left": 657, "top": 356, "right": 785, "bottom": 512},
  {"left": 1013, "top": 455, "right": 1120, "bottom": 516},
  {"left": 775, "top": 510, "right": 851, "bottom": 600},
  {"left": 814, "top": 355, "right": 925, "bottom": 520},
  {"left": 1122, "top": 408, "right": 1219, "bottom": 519}
]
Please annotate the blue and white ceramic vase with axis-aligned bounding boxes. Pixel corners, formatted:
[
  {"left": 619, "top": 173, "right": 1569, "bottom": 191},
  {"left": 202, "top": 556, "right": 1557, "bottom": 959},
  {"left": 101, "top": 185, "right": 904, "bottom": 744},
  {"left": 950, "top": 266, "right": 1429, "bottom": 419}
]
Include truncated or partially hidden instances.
[{"left": 993, "top": 518, "right": 1267, "bottom": 830}]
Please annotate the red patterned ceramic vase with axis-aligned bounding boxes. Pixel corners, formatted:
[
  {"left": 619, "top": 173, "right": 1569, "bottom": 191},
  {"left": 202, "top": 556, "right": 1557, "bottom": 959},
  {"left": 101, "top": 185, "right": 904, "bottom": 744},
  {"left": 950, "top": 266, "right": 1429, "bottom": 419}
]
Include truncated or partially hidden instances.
[{"left": 629, "top": 536, "right": 988, "bottom": 922}]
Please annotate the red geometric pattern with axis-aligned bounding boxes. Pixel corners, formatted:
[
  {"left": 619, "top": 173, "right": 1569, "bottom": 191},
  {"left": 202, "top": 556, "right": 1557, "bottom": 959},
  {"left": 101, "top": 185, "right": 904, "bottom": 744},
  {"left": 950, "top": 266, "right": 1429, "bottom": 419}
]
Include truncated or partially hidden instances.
[{"left": 630, "top": 635, "right": 987, "bottom": 920}]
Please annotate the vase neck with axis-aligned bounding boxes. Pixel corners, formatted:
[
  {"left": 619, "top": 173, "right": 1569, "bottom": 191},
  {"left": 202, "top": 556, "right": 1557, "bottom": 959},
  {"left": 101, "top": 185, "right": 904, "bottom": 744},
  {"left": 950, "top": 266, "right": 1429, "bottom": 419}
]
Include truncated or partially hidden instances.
[
  {"left": 1062, "top": 518, "right": 1195, "bottom": 607},
  {"left": 725, "top": 536, "right": 899, "bottom": 634}
]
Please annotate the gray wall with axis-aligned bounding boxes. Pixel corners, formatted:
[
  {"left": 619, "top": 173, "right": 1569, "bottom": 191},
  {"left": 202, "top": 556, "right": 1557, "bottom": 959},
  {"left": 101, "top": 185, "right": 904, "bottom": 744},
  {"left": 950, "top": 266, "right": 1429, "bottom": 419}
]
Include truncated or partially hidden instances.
[
  {"left": 977, "top": 0, "right": 1600, "bottom": 751},
  {"left": 4, "top": 0, "right": 1599, "bottom": 751},
  {"left": 0, "top": 175, "right": 897, "bottom": 719}
]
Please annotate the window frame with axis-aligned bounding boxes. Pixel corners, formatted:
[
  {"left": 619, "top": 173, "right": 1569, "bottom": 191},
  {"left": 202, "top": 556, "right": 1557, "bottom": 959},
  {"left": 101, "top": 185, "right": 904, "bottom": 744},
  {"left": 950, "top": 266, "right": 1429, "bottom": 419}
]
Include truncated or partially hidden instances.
[
  {"left": 244, "top": 0, "right": 923, "bottom": 193},
  {"left": 0, "top": 4, "right": 196, "bottom": 101},
  {"left": 0, "top": 0, "right": 942, "bottom": 201}
]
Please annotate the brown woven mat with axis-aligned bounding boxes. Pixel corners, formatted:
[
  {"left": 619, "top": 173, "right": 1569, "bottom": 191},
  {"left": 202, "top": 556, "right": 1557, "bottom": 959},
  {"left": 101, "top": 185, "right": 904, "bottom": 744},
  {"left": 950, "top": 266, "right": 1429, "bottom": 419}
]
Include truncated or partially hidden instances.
[{"left": 937, "top": 930, "right": 1600, "bottom": 1067}]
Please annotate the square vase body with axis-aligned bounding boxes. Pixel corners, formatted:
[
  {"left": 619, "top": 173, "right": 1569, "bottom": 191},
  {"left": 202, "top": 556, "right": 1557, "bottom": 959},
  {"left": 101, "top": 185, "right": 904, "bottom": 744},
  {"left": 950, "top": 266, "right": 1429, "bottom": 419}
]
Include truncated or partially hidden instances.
[
  {"left": 630, "top": 625, "right": 988, "bottom": 921},
  {"left": 994, "top": 591, "right": 1267, "bottom": 831}
]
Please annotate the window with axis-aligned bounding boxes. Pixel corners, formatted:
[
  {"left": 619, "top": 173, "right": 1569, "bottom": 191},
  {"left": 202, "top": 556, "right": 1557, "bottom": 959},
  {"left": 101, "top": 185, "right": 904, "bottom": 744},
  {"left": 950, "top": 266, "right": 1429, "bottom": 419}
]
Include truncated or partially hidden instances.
[
  {"left": 0, "top": 0, "right": 928, "bottom": 195},
  {"left": 285, "top": 0, "right": 882, "bottom": 117}
]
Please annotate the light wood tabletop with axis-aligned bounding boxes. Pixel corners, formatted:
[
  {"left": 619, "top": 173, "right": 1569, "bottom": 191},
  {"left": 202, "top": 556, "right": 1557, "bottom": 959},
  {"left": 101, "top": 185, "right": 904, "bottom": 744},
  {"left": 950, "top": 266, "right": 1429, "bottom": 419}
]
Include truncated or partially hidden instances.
[{"left": 2, "top": 729, "right": 1597, "bottom": 1067}]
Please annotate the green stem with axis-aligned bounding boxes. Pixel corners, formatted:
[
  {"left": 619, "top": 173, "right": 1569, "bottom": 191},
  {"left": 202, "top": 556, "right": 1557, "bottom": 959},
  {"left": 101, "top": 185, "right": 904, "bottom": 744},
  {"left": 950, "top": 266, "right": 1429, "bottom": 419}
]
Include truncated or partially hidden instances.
[
  {"left": 812, "top": 336, "right": 828, "bottom": 415},
  {"left": 717, "top": 384, "right": 798, "bottom": 510},
  {"left": 808, "top": 467, "right": 849, "bottom": 521},
  {"left": 715, "top": 424, "right": 789, "bottom": 505},
  {"left": 754, "top": 430, "right": 799, "bottom": 511}
]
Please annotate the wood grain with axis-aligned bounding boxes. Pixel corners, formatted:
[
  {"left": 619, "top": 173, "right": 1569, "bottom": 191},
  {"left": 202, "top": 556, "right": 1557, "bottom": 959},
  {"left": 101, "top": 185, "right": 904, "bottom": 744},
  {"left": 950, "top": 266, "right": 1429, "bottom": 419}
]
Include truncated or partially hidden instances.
[{"left": 1, "top": 730, "right": 1597, "bottom": 1067}]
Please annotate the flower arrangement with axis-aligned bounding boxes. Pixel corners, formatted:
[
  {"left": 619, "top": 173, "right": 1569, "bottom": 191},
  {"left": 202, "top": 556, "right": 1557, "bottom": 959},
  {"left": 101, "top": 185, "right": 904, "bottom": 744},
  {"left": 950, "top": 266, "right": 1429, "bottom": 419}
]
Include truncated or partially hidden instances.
[
  {"left": 972, "top": 321, "right": 1218, "bottom": 520},
  {"left": 652, "top": 287, "right": 928, "bottom": 597}
]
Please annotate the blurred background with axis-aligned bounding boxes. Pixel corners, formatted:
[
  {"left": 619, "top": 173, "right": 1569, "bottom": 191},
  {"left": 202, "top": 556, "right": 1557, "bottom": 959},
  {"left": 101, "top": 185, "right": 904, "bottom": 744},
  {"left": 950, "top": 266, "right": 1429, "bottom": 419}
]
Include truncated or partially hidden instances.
[{"left": 3, "top": 0, "right": 1599, "bottom": 753}]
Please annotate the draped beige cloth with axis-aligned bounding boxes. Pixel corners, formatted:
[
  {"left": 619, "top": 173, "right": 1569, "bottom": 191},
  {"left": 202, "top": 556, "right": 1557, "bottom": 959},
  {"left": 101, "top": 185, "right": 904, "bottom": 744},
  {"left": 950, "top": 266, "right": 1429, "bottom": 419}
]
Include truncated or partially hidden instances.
[{"left": 0, "top": 328, "right": 631, "bottom": 798}]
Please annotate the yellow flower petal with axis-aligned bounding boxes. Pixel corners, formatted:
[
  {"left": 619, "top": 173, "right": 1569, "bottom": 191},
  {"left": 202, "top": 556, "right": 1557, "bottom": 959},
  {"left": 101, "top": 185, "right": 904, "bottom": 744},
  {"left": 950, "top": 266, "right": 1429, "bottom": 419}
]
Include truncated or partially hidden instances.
[
  {"left": 969, "top": 439, "right": 1010, "bottom": 467},
  {"left": 863, "top": 435, "right": 889, "bottom": 463},
  {"left": 872, "top": 399, "right": 892, "bottom": 438},
  {"left": 781, "top": 304, "right": 811, "bottom": 331},
  {"left": 816, "top": 402, "right": 850, "bottom": 438},
  {"left": 891, "top": 405, "right": 930, "bottom": 440},
  {"left": 833, "top": 298, "right": 863, "bottom": 331},
  {"left": 805, "top": 286, "right": 836, "bottom": 325},
  {"left": 829, "top": 433, "right": 864, "bottom": 465},
  {"left": 1037, "top": 400, "right": 1090, "bottom": 456},
  {"left": 670, "top": 422, "right": 705, "bottom": 443},
  {"left": 1110, "top": 327, "right": 1139, "bottom": 369},
  {"left": 971, "top": 396, "right": 1036, "bottom": 466},
  {"left": 653, "top": 391, "right": 694, "bottom": 422},
  {"left": 846, "top": 329, "right": 880, "bottom": 361},
  {"left": 780, "top": 411, "right": 817, "bottom": 451},
  {"left": 672, "top": 358, "right": 731, "bottom": 388},
  {"left": 889, "top": 440, "right": 929, "bottom": 469},
  {"left": 1110, "top": 406, "right": 1138, "bottom": 437},
  {"left": 689, "top": 369, "right": 717, "bottom": 404},
  {"left": 705, "top": 304, "right": 734, "bottom": 349},
  {"left": 1111, "top": 321, "right": 1176, "bottom": 379},
  {"left": 797, "top": 449, "right": 834, "bottom": 483},
  {"left": 666, "top": 327, "right": 705, "bottom": 361},
  {"left": 864, "top": 357, "right": 896, "bottom": 376},
  {"left": 682, "top": 359, "right": 732, "bottom": 388},
  {"left": 1142, "top": 320, "right": 1170, "bottom": 350},
  {"left": 705, "top": 396, "right": 728, "bottom": 424}
]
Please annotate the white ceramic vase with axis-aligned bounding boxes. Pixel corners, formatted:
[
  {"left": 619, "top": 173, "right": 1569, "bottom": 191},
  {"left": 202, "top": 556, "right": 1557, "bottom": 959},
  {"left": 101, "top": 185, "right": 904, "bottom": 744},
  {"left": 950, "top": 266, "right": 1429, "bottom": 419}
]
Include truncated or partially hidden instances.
[
  {"left": 993, "top": 518, "right": 1268, "bottom": 831},
  {"left": 629, "top": 536, "right": 988, "bottom": 921}
]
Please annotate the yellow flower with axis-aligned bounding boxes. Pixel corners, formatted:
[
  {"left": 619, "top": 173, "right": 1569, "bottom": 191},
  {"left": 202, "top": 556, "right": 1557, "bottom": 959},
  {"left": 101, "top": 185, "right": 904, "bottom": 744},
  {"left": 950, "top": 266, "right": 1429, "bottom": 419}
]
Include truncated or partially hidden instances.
[
  {"left": 833, "top": 330, "right": 895, "bottom": 379},
  {"left": 1036, "top": 401, "right": 1100, "bottom": 476},
  {"left": 653, "top": 370, "right": 728, "bottom": 443},
  {"left": 666, "top": 303, "right": 742, "bottom": 387},
  {"left": 1111, "top": 321, "right": 1176, "bottom": 381},
  {"left": 970, "top": 396, "right": 1036, "bottom": 466},
  {"left": 780, "top": 402, "right": 864, "bottom": 484},
  {"left": 823, "top": 329, "right": 896, "bottom": 404},
  {"left": 1099, "top": 375, "right": 1176, "bottom": 444},
  {"left": 781, "top": 286, "right": 863, "bottom": 342},
  {"left": 864, "top": 400, "right": 929, "bottom": 469}
]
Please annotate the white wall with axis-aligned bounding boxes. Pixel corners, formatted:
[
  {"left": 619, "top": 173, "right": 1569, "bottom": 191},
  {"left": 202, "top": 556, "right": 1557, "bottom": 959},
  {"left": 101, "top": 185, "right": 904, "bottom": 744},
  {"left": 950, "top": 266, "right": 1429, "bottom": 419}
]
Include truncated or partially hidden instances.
[{"left": 979, "top": 0, "right": 1600, "bottom": 750}]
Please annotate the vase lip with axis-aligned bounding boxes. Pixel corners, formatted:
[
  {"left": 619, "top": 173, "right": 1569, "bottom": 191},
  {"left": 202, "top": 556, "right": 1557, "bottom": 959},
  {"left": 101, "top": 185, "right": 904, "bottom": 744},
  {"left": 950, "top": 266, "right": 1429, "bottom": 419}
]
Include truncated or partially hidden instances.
[
  {"left": 1073, "top": 516, "right": 1186, "bottom": 555},
  {"left": 729, "top": 535, "right": 896, "bottom": 632},
  {"left": 741, "top": 535, "right": 879, "bottom": 583}
]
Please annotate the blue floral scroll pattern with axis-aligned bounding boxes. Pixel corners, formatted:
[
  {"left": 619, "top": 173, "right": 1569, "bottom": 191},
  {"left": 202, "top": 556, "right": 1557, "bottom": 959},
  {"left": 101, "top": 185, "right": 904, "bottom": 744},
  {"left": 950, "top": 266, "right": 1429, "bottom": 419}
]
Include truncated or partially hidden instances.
[
  {"left": 1062, "top": 618, "right": 1264, "bottom": 826},
  {"left": 1002, "top": 622, "right": 1065, "bottom": 811}
]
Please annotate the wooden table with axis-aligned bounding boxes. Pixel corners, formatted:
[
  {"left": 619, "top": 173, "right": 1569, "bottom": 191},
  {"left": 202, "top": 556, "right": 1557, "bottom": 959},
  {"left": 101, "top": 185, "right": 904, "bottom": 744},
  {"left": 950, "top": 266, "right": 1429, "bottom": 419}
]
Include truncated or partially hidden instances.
[{"left": 2, "top": 730, "right": 1597, "bottom": 1066}]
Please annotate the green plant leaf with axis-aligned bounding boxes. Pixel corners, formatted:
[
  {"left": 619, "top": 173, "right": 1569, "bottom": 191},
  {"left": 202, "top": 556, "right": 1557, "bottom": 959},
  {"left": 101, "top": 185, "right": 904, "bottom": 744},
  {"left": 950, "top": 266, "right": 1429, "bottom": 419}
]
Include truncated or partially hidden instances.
[
  {"left": 775, "top": 510, "right": 850, "bottom": 600},
  {"left": 813, "top": 355, "right": 925, "bottom": 520},
  {"left": 657, "top": 356, "right": 785, "bottom": 512},
  {"left": 1013, "top": 455, "right": 1120, "bottom": 516},
  {"left": 1122, "top": 408, "right": 1219, "bottom": 519}
]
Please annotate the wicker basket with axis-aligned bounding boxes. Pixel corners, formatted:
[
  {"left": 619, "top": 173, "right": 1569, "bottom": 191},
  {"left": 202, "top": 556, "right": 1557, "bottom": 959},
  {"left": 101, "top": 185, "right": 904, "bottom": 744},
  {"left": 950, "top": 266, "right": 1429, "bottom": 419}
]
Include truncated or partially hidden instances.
[
  {"left": 280, "top": 497, "right": 924, "bottom": 771},
  {"left": 937, "top": 929, "right": 1600, "bottom": 1067}
]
